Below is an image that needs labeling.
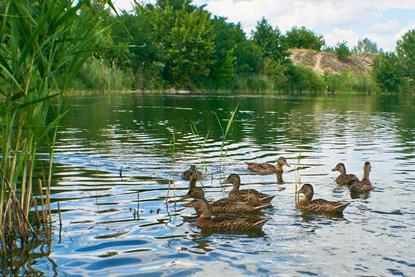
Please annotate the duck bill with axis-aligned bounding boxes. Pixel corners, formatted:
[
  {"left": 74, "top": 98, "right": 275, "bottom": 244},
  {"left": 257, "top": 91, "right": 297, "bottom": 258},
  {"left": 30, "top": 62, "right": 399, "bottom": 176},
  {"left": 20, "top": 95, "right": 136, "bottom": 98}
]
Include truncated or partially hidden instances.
[
  {"left": 182, "top": 202, "right": 193, "bottom": 207},
  {"left": 285, "top": 161, "right": 290, "bottom": 167},
  {"left": 331, "top": 167, "right": 337, "bottom": 171}
]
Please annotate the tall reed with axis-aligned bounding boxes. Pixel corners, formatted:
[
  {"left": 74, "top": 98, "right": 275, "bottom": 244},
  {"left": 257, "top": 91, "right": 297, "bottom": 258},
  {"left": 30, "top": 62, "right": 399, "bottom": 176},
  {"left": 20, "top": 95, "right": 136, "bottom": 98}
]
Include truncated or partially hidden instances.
[{"left": 0, "top": 0, "right": 115, "bottom": 267}]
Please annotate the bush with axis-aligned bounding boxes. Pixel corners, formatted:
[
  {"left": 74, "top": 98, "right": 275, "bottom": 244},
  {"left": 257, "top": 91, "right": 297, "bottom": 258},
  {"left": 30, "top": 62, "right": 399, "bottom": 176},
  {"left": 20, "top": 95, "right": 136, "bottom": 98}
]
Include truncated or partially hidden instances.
[
  {"left": 372, "top": 52, "right": 404, "bottom": 93},
  {"left": 284, "top": 65, "right": 325, "bottom": 92},
  {"left": 75, "top": 59, "right": 133, "bottom": 91},
  {"left": 335, "top": 41, "right": 351, "bottom": 61}
]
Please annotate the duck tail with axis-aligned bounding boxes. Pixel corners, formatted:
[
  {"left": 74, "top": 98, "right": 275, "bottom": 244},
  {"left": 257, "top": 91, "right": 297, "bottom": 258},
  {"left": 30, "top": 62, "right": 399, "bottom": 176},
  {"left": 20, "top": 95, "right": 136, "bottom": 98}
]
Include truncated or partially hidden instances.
[
  {"left": 253, "top": 203, "right": 272, "bottom": 210},
  {"left": 335, "top": 202, "right": 350, "bottom": 213},
  {"left": 260, "top": 195, "right": 275, "bottom": 202},
  {"left": 253, "top": 219, "right": 268, "bottom": 228}
]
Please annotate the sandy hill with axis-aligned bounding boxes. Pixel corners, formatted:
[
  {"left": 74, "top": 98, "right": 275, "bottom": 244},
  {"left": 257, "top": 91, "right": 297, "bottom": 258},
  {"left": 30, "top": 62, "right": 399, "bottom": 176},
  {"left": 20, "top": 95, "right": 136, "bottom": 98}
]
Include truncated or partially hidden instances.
[{"left": 289, "top": 49, "right": 374, "bottom": 75}]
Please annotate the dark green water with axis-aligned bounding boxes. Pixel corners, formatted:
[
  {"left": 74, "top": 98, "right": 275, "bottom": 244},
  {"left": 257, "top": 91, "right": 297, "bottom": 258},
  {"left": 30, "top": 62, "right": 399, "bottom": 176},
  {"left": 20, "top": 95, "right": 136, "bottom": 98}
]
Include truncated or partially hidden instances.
[{"left": 32, "top": 94, "right": 415, "bottom": 275}]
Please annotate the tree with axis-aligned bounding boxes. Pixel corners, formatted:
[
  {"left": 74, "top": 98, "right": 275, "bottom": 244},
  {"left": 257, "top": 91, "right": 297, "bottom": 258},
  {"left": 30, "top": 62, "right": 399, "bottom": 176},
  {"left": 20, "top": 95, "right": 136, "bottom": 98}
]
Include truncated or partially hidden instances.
[
  {"left": 136, "top": 1, "right": 215, "bottom": 88},
  {"left": 335, "top": 41, "right": 351, "bottom": 61},
  {"left": 372, "top": 52, "right": 403, "bottom": 92},
  {"left": 252, "top": 18, "right": 289, "bottom": 63},
  {"left": 353, "top": 38, "right": 378, "bottom": 54},
  {"left": 283, "top": 26, "right": 325, "bottom": 51},
  {"left": 396, "top": 29, "right": 415, "bottom": 87}
]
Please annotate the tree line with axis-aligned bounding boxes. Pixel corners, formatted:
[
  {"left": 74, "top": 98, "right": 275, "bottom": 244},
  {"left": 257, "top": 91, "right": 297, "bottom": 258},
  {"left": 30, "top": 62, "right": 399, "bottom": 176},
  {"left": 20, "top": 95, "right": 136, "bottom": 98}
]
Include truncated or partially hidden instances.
[{"left": 74, "top": 0, "right": 415, "bottom": 93}]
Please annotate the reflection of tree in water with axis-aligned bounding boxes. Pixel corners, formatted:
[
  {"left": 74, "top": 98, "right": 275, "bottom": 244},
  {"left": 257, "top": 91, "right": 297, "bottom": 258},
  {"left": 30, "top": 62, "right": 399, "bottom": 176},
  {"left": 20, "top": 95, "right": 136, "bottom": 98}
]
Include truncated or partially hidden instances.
[{"left": 57, "top": 94, "right": 415, "bottom": 158}]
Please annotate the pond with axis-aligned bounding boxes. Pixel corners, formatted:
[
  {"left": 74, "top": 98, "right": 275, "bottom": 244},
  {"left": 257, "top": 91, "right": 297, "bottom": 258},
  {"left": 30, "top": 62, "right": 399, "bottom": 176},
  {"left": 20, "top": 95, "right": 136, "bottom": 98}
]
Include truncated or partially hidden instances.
[{"left": 27, "top": 94, "right": 415, "bottom": 275}]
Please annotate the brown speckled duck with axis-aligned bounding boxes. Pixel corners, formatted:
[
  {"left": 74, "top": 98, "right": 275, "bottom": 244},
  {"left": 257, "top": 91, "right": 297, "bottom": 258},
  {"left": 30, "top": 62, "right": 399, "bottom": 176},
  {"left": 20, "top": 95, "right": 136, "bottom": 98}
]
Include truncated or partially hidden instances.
[
  {"left": 187, "top": 198, "right": 268, "bottom": 232},
  {"left": 225, "top": 174, "right": 275, "bottom": 206},
  {"left": 332, "top": 163, "right": 358, "bottom": 186},
  {"left": 187, "top": 187, "right": 271, "bottom": 214},
  {"left": 349, "top": 162, "right": 373, "bottom": 194},
  {"left": 246, "top": 157, "right": 290, "bottom": 176},
  {"left": 297, "top": 184, "right": 350, "bottom": 215},
  {"left": 181, "top": 165, "right": 203, "bottom": 181}
]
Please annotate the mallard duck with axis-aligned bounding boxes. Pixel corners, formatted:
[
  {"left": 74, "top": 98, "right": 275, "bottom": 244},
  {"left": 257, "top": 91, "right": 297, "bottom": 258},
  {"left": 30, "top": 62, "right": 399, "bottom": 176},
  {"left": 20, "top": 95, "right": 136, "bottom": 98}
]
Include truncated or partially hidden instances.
[
  {"left": 246, "top": 157, "right": 290, "bottom": 176},
  {"left": 331, "top": 163, "right": 358, "bottom": 186},
  {"left": 225, "top": 174, "right": 275, "bottom": 205},
  {"left": 186, "top": 187, "right": 271, "bottom": 214},
  {"left": 181, "top": 165, "right": 203, "bottom": 181},
  {"left": 349, "top": 162, "right": 373, "bottom": 194},
  {"left": 297, "top": 184, "right": 350, "bottom": 215},
  {"left": 187, "top": 198, "right": 268, "bottom": 232}
]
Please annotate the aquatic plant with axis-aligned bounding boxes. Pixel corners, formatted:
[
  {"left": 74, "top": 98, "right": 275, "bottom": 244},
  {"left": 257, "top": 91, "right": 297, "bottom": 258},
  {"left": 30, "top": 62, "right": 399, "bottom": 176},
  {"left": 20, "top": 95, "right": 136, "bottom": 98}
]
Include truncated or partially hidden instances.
[{"left": 0, "top": 0, "right": 116, "bottom": 270}]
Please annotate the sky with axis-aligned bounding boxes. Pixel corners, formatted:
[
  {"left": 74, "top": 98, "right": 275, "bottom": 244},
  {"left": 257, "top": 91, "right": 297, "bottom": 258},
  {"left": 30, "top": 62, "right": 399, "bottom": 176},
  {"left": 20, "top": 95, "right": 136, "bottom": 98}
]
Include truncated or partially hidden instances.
[{"left": 112, "top": 0, "right": 415, "bottom": 51}]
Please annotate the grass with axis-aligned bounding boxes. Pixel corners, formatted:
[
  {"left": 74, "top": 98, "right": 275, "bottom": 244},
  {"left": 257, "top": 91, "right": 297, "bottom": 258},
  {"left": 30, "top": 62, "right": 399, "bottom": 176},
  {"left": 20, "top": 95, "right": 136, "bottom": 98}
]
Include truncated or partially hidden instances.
[{"left": 0, "top": 0, "right": 116, "bottom": 272}]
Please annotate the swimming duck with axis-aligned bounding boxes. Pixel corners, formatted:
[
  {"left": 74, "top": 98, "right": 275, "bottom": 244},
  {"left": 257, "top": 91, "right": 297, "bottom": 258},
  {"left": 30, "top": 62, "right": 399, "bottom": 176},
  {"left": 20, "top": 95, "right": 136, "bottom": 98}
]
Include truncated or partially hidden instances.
[
  {"left": 331, "top": 163, "right": 358, "bottom": 186},
  {"left": 225, "top": 174, "right": 275, "bottom": 205},
  {"left": 246, "top": 157, "right": 290, "bottom": 176},
  {"left": 187, "top": 198, "right": 268, "bottom": 232},
  {"left": 187, "top": 187, "right": 271, "bottom": 214},
  {"left": 297, "top": 184, "right": 350, "bottom": 215},
  {"left": 181, "top": 165, "right": 203, "bottom": 181},
  {"left": 349, "top": 162, "right": 373, "bottom": 194}
]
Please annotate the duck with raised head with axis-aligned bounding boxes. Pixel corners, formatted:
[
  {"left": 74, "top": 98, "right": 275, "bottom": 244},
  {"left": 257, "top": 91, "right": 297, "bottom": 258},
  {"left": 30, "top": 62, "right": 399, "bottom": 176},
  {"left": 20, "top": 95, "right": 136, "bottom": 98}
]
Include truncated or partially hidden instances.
[
  {"left": 332, "top": 163, "right": 358, "bottom": 186},
  {"left": 187, "top": 198, "right": 268, "bottom": 232},
  {"left": 187, "top": 187, "right": 271, "bottom": 214},
  {"left": 225, "top": 174, "right": 275, "bottom": 206},
  {"left": 246, "top": 157, "right": 290, "bottom": 176},
  {"left": 297, "top": 184, "right": 350, "bottom": 215},
  {"left": 349, "top": 162, "right": 373, "bottom": 194},
  {"left": 181, "top": 165, "right": 203, "bottom": 181}
]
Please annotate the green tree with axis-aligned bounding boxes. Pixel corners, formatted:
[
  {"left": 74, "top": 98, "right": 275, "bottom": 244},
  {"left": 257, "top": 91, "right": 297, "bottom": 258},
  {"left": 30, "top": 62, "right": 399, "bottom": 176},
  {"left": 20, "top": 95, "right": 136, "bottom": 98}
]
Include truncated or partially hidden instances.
[
  {"left": 353, "top": 38, "right": 378, "bottom": 54},
  {"left": 283, "top": 26, "right": 325, "bottom": 51},
  {"left": 136, "top": 1, "right": 215, "bottom": 88},
  {"left": 396, "top": 29, "right": 415, "bottom": 88},
  {"left": 372, "top": 52, "right": 403, "bottom": 92},
  {"left": 335, "top": 41, "right": 351, "bottom": 61},
  {"left": 252, "top": 18, "right": 289, "bottom": 63}
]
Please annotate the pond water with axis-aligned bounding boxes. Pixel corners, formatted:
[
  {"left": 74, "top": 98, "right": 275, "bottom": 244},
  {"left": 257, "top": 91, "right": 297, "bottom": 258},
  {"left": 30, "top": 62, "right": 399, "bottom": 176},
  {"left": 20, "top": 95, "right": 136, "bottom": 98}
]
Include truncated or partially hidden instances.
[{"left": 29, "top": 94, "right": 415, "bottom": 275}]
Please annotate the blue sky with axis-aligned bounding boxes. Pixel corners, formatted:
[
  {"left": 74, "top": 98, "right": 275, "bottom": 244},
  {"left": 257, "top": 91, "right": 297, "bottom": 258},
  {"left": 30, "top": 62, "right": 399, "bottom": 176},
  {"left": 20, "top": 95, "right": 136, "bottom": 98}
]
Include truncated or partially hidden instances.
[{"left": 112, "top": 0, "right": 415, "bottom": 51}]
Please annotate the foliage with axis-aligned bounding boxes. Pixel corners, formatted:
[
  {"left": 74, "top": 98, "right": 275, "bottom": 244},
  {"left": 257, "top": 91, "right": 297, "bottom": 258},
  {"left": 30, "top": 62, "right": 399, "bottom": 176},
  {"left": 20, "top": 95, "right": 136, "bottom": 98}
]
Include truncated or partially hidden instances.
[
  {"left": 262, "top": 58, "right": 288, "bottom": 89},
  {"left": 335, "top": 41, "right": 351, "bottom": 61},
  {"left": 252, "top": 18, "right": 289, "bottom": 63},
  {"left": 372, "top": 52, "right": 404, "bottom": 92},
  {"left": 283, "top": 26, "right": 325, "bottom": 51},
  {"left": 0, "top": 0, "right": 113, "bottom": 260},
  {"left": 396, "top": 29, "right": 415, "bottom": 88},
  {"left": 74, "top": 59, "right": 133, "bottom": 91},
  {"left": 353, "top": 38, "right": 378, "bottom": 54},
  {"left": 284, "top": 65, "right": 324, "bottom": 92}
]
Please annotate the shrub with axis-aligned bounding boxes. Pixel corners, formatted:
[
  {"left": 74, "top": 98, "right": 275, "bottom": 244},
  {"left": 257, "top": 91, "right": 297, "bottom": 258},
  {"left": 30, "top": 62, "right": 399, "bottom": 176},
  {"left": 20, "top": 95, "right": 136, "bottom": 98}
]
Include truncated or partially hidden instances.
[{"left": 335, "top": 41, "right": 351, "bottom": 61}]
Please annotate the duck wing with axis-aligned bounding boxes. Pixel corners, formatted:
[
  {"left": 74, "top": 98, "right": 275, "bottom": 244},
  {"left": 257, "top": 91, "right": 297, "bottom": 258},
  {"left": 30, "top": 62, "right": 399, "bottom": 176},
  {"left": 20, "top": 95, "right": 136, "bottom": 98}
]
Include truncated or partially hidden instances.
[{"left": 299, "top": 199, "right": 349, "bottom": 214}]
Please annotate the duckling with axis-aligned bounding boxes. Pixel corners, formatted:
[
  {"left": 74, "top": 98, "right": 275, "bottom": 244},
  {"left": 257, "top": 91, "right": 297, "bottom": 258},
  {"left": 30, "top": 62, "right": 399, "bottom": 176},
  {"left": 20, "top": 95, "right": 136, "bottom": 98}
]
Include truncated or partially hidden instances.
[
  {"left": 297, "top": 184, "right": 350, "bottom": 215},
  {"left": 331, "top": 163, "right": 358, "bottom": 186},
  {"left": 181, "top": 165, "right": 203, "bottom": 181},
  {"left": 225, "top": 174, "right": 275, "bottom": 205},
  {"left": 246, "top": 157, "right": 290, "bottom": 177},
  {"left": 349, "top": 162, "right": 373, "bottom": 194},
  {"left": 187, "top": 198, "right": 268, "bottom": 232},
  {"left": 187, "top": 187, "right": 271, "bottom": 214}
]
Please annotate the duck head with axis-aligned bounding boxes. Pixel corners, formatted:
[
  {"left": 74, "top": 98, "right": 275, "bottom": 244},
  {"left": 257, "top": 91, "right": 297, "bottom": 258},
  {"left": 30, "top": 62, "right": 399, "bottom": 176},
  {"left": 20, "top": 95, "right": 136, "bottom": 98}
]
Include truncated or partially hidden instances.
[
  {"left": 186, "top": 187, "right": 205, "bottom": 199},
  {"left": 298, "top": 184, "right": 314, "bottom": 201},
  {"left": 188, "top": 198, "right": 211, "bottom": 218},
  {"left": 225, "top": 174, "right": 241, "bottom": 189},
  {"left": 332, "top": 163, "right": 346, "bottom": 174},
  {"left": 277, "top": 157, "right": 290, "bottom": 167},
  {"left": 363, "top": 161, "right": 371, "bottom": 179}
]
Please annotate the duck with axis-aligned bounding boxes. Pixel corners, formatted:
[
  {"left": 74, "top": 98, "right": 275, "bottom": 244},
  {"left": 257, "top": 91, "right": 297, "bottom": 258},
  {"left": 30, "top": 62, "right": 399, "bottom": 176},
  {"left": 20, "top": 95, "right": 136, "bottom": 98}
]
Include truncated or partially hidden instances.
[
  {"left": 225, "top": 174, "right": 275, "bottom": 206},
  {"left": 331, "top": 163, "right": 358, "bottom": 186},
  {"left": 187, "top": 198, "right": 268, "bottom": 232},
  {"left": 186, "top": 187, "right": 271, "bottom": 215},
  {"left": 246, "top": 157, "right": 290, "bottom": 177},
  {"left": 181, "top": 165, "right": 203, "bottom": 181},
  {"left": 349, "top": 162, "right": 373, "bottom": 194},
  {"left": 297, "top": 184, "right": 350, "bottom": 215}
]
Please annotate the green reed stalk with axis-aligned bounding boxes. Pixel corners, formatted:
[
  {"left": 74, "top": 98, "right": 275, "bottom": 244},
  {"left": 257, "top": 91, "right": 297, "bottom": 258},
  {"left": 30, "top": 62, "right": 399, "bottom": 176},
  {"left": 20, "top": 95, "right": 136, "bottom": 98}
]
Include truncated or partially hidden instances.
[
  {"left": 215, "top": 104, "right": 238, "bottom": 165},
  {"left": 0, "top": 0, "right": 117, "bottom": 261}
]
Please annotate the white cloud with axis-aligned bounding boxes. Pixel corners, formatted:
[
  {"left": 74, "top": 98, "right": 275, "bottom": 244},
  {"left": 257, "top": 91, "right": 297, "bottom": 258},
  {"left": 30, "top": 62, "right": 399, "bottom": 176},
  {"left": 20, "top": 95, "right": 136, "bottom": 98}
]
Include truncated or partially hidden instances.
[{"left": 325, "top": 28, "right": 359, "bottom": 48}]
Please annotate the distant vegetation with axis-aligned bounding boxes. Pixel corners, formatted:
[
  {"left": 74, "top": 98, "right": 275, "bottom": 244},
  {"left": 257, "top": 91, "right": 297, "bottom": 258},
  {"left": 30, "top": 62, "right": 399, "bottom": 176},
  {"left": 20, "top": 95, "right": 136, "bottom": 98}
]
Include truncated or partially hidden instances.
[{"left": 70, "top": 0, "right": 414, "bottom": 94}]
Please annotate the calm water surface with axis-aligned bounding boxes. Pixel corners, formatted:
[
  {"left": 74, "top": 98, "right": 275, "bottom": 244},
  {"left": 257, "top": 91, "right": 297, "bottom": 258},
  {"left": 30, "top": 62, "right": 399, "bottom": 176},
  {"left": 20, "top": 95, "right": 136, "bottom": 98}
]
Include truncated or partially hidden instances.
[{"left": 33, "top": 94, "right": 415, "bottom": 275}]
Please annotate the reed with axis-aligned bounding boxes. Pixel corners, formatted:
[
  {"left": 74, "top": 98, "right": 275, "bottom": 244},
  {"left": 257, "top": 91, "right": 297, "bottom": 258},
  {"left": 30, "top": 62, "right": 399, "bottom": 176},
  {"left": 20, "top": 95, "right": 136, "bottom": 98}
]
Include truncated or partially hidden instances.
[
  {"left": 0, "top": 0, "right": 116, "bottom": 268},
  {"left": 215, "top": 104, "right": 239, "bottom": 166}
]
